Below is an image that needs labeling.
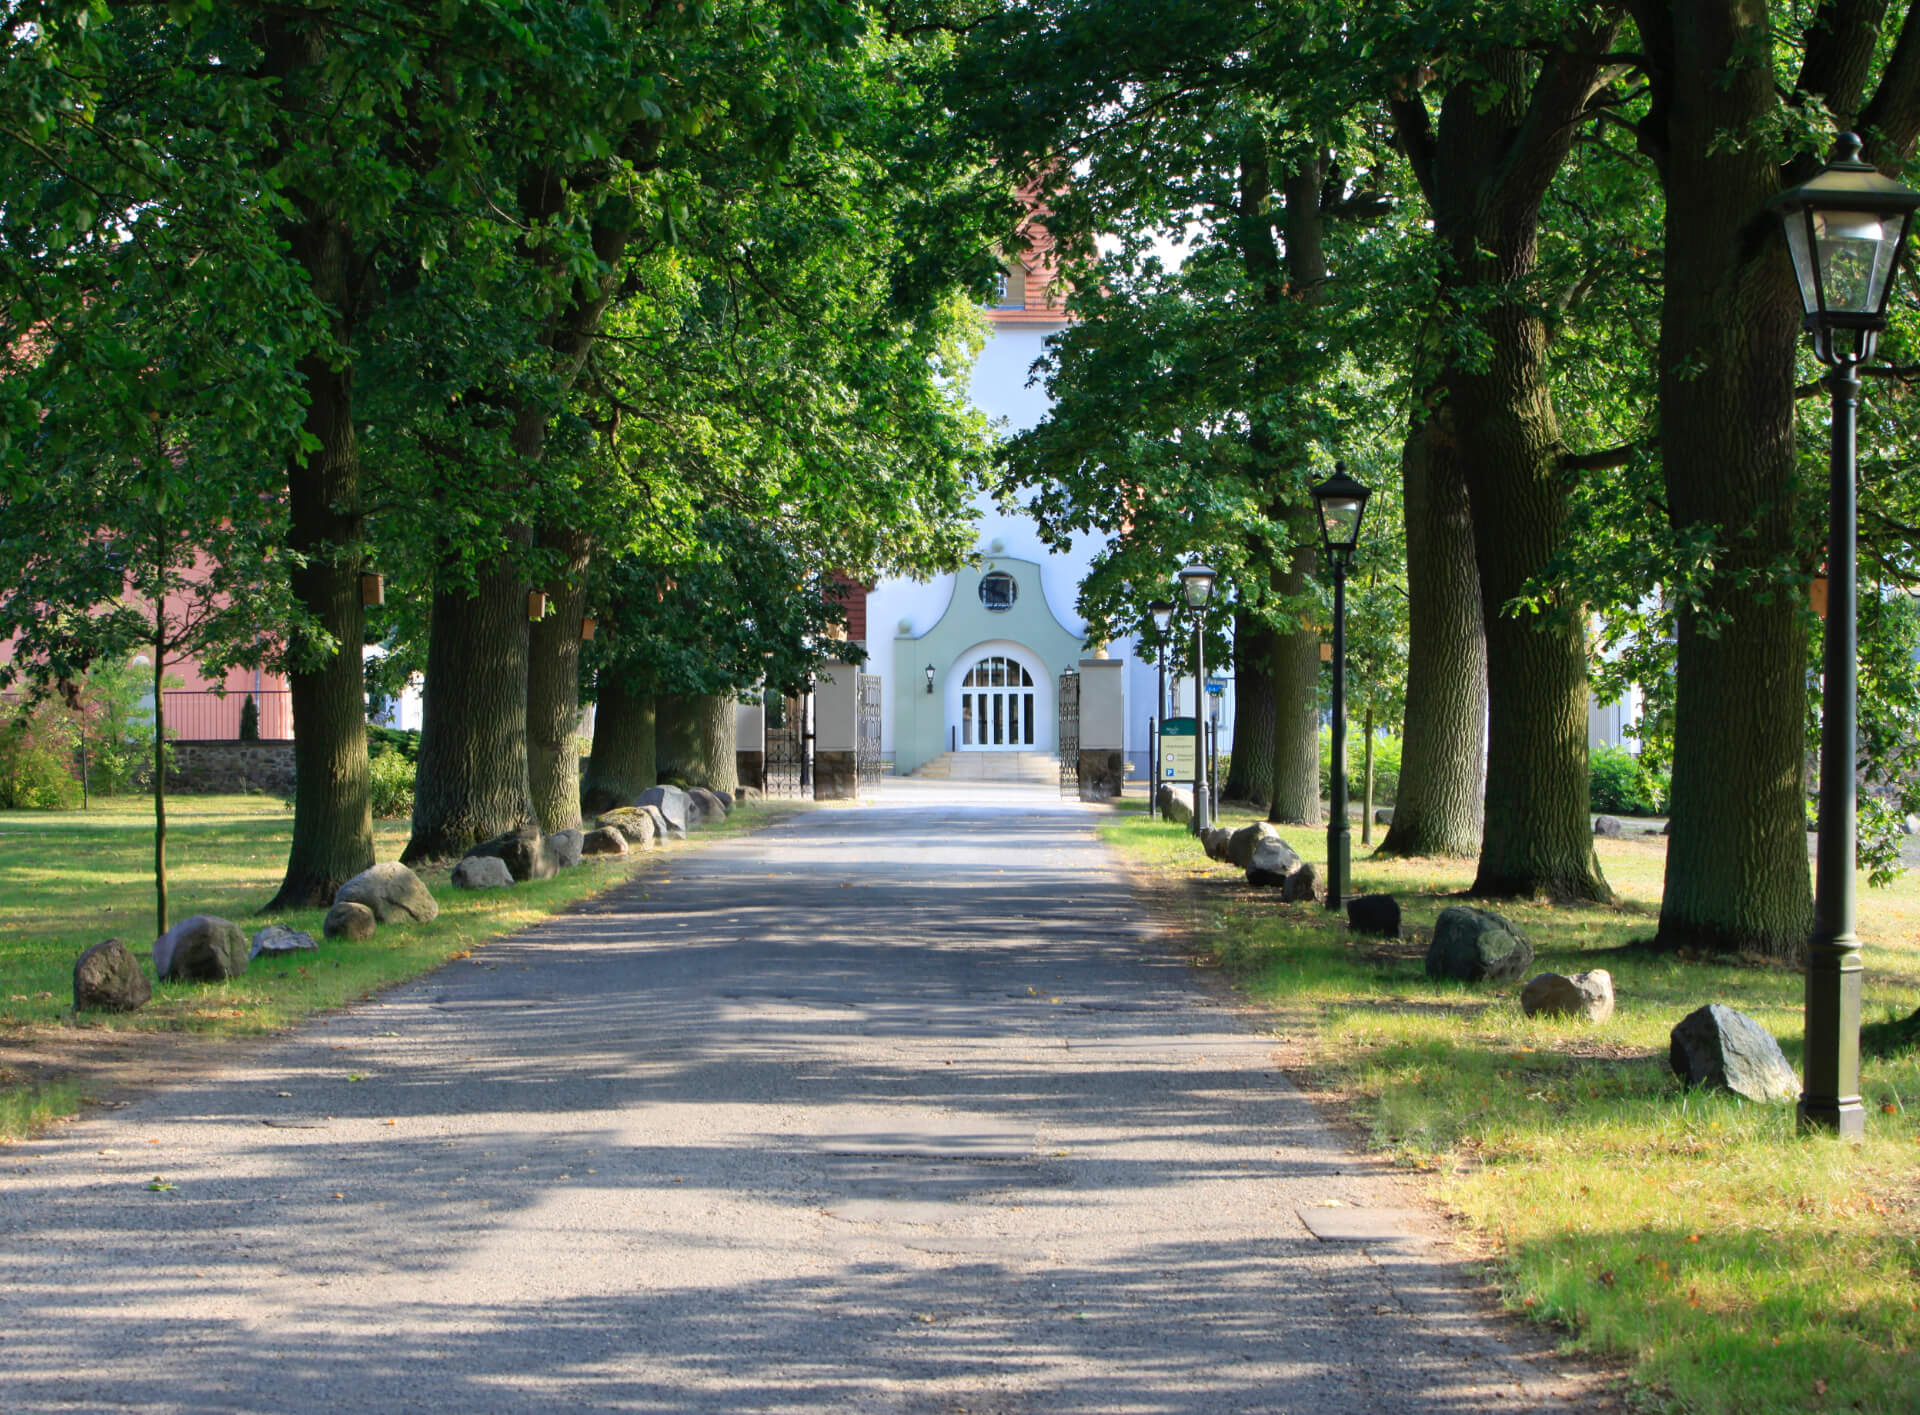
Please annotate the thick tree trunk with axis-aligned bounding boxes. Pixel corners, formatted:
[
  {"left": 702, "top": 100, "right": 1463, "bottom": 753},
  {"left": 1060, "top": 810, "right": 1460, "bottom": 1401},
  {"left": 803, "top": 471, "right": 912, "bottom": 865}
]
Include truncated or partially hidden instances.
[
  {"left": 262, "top": 19, "right": 374, "bottom": 910},
  {"left": 1452, "top": 329, "right": 1609, "bottom": 902},
  {"left": 403, "top": 552, "right": 535, "bottom": 862},
  {"left": 1223, "top": 611, "right": 1273, "bottom": 807},
  {"left": 1636, "top": 0, "right": 1814, "bottom": 955},
  {"left": 695, "top": 696, "right": 739, "bottom": 794},
  {"left": 1267, "top": 545, "right": 1323, "bottom": 826},
  {"left": 582, "top": 672, "right": 655, "bottom": 813},
  {"left": 528, "top": 527, "right": 591, "bottom": 832},
  {"left": 1377, "top": 407, "right": 1485, "bottom": 858},
  {"left": 1386, "top": 37, "right": 1617, "bottom": 900},
  {"left": 656, "top": 693, "right": 737, "bottom": 790}
]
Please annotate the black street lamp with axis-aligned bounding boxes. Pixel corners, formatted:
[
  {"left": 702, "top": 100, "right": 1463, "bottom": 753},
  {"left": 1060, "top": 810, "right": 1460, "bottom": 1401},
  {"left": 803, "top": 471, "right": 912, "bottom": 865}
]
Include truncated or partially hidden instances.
[
  {"left": 1177, "top": 562, "right": 1217, "bottom": 834},
  {"left": 1311, "top": 463, "right": 1371, "bottom": 912},
  {"left": 925, "top": 663, "right": 936, "bottom": 695},
  {"left": 1149, "top": 599, "right": 1175, "bottom": 820},
  {"left": 1769, "top": 132, "right": 1920, "bottom": 1137}
]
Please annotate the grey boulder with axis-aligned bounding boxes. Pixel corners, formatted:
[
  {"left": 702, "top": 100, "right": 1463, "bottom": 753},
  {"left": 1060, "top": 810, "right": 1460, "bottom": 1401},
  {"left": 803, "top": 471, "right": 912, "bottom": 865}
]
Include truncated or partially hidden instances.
[
  {"left": 451, "top": 855, "right": 514, "bottom": 890},
  {"left": 582, "top": 826, "right": 629, "bottom": 857},
  {"left": 466, "top": 826, "right": 556, "bottom": 882},
  {"left": 334, "top": 860, "right": 439, "bottom": 924},
  {"left": 1521, "top": 969, "right": 1614, "bottom": 1022},
  {"left": 643, "top": 802, "right": 683, "bottom": 841},
  {"left": 1227, "top": 823, "right": 1278, "bottom": 870},
  {"left": 1245, "top": 834, "right": 1301, "bottom": 886},
  {"left": 1669, "top": 1004, "right": 1799, "bottom": 1103},
  {"left": 735, "top": 786, "right": 762, "bottom": 802},
  {"left": 638, "top": 785, "right": 690, "bottom": 833},
  {"left": 74, "top": 938, "right": 150, "bottom": 1012},
  {"left": 153, "top": 914, "right": 249, "bottom": 982},
  {"left": 1156, "top": 784, "right": 1192, "bottom": 825},
  {"left": 545, "top": 827, "right": 584, "bottom": 869},
  {"left": 1425, "top": 906, "right": 1534, "bottom": 983},
  {"left": 323, "top": 901, "right": 377, "bottom": 942},
  {"left": 687, "top": 787, "right": 728, "bottom": 826},
  {"left": 596, "top": 807, "right": 657, "bottom": 848},
  {"left": 249, "top": 925, "right": 318, "bottom": 960},
  {"left": 1593, "top": 815, "right": 1623, "bottom": 838},
  {"left": 1374, "top": 808, "right": 1394, "bottom": 825},
  {"left": 1346, "top": 894, "right": 1401, "bottom": 938},
  {"left": 714, "top": 790, "right": 735, "bottom": 811},
  {"left": 1201, "top": 826, "right": 1234, "bottom": 862}
]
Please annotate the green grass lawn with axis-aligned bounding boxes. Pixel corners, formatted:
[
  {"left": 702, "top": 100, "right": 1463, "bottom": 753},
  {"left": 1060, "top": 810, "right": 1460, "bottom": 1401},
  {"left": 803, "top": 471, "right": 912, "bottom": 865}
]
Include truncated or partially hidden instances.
[
  {"left": 0, "top": 792, "right": 796, "bottom": 1129},
  {"left": 1104, "top": 802, "right": 1920, "bottom": 1415}
]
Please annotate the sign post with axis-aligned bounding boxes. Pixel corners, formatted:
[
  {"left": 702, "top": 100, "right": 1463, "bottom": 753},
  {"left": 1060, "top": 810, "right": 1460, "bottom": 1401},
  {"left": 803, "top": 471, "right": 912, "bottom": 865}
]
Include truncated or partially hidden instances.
[{"left": 1159, "top": 716, "right": 1198, "bottom": 800}]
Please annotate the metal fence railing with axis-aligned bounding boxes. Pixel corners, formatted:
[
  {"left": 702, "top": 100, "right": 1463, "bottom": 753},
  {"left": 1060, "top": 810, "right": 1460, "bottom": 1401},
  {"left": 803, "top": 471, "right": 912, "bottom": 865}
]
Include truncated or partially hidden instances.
[{"left": 160, "top": 690, "right": 293, "bottom": 741}]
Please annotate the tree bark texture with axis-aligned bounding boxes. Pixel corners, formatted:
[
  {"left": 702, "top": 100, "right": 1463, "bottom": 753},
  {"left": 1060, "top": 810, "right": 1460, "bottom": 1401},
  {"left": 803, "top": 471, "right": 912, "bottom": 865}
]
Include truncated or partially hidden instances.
[
  {"left": 582, "top": 672, "right": 655, "bottom": 814},
  {"left": 656, "top": 693, "right": 738, "bottom": 791},
  {"left": 261, "top": 18, "right": 375, "bottom": 910},
  {"left": 1222, "top": 611, "right": 1274, "bottom": 807},
  {"left": 1625, "top": 0, "right": 1920, "bottom": 953},
  {"left": 1237, "top": 140, "right": 1325, "bottom": 827},
  {"left": 1377, "top": 408, "right": 1485, "bottom": 858},
  {"left": 527, "top": 526, "right": 592, "bottom": 832},
  {"left": 403, "top": 549, "right": 536, "bottom": 862},
  {"left": 1390, "top": 37, "right": 1615, "bottom": 901},
  {"left": 1267, "top": 545, "right": 1324, "bottom": 826}
]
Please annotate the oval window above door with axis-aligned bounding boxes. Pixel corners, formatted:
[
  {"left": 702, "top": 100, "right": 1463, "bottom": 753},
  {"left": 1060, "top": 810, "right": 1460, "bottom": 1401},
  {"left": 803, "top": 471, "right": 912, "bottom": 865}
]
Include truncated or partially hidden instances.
[{"left": 979, "top": 572, "right": 1017, "bottom": 611}]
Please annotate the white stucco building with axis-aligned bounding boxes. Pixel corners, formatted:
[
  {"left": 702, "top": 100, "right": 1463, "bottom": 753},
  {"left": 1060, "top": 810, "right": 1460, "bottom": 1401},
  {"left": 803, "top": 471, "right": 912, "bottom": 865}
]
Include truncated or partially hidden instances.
[{"left": 861, "top": 241, "right": 1189, "bottom": 784}]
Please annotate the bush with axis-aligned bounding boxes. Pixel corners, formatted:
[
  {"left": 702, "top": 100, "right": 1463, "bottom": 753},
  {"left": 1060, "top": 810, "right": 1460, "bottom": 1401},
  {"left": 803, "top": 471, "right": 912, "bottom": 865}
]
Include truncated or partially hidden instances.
[
  {"left": 1590, "top": 743, "right": 1668, "bottom": 816},
  {"left": 367, "top": 725, "right": 421, "bottom": 763},
  {"left": 1318, "top": 724, "right": 1402, "bottom": 806},
  {"left": 238, "top": 694, "right": 259, "bottom": 740},
  {"left": 0, "top": 701, "right": 81, "bottom": 810},
  {"left": 368, "top": 749, "right": 416, "bottom": 819}
]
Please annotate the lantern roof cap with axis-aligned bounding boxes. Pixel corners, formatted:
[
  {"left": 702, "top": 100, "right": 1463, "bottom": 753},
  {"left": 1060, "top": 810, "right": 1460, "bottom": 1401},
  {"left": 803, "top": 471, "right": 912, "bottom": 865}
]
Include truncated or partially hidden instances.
[{"left": 1768, "top": 132, "right": 1920, "bottom": 217}]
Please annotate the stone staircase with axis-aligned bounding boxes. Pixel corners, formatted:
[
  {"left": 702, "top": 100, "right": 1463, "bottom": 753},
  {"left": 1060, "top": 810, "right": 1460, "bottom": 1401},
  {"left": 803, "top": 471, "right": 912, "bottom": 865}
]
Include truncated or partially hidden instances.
[{"left": 909, "top": 751, "right": 1059, "bottom": 783}]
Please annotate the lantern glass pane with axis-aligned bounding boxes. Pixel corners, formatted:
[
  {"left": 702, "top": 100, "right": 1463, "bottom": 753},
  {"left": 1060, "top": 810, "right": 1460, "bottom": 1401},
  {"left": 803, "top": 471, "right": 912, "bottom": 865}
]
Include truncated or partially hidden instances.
[
  {"left": 1813, "top": 208, "right": 1894, "bottom": 312},
  {"left": 1180, "top": 572, "right": 1214, "bottom": 608},
  {"left": 1319, "top": 496, "right": 1364, "bottom": 551},
  {"left": 1783, "top": 212, "right": 1822, "bottom": 316}
]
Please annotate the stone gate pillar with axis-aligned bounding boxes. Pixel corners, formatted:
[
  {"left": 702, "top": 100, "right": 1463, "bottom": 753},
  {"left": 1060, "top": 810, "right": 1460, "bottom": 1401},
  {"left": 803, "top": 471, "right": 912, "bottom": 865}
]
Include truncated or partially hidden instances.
[
  {"left": 736, "top": 693, "right": 766, "bottom": 792},
  {"left": 812, "top": 661, "right": 859, "bottom": 800},
  {"left": 1077, "top": 655, "right": 1126, "bottom": 800}
]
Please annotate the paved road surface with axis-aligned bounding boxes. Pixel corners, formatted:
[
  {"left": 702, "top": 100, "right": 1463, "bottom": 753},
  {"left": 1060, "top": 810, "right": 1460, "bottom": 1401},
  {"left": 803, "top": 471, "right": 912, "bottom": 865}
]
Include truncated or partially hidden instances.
[{"left": 1, "top": 781, "right": 1595, "bottom": 1413}]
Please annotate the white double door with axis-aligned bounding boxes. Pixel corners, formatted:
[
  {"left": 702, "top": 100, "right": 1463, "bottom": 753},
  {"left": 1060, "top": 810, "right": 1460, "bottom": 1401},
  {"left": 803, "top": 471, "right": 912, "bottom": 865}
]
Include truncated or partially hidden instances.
[{"left": 959, "top": 654, "right": 1037, "bottom": 749}]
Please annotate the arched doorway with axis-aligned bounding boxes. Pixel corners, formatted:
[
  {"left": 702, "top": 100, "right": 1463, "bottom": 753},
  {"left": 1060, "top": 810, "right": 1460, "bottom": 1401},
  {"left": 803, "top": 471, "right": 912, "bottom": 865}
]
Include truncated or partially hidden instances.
[{"left": 958, "top": 653, "right": 1038, "bottom": 749}]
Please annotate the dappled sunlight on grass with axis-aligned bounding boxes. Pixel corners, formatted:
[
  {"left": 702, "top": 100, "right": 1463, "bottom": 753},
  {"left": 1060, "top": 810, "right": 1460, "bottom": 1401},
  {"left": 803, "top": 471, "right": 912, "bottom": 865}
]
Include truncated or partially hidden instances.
[
  {"left": 0, "top": 794, "right": 802, "bottom": 1138},
  {"left": 1103, "top": 802, "right": 1920, "bottom": 1415}
]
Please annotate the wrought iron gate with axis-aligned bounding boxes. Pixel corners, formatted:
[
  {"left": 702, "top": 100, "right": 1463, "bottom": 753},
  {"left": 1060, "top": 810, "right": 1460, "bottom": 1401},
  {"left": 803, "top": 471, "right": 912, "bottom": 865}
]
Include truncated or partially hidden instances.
[
  {"left": 1057, "top": 668, "right": 1080, "bottom": 798},
  {"left": 857, "top": 673, "right": 883, "bottom": 784},
  {"left": 764, "top": 696, "right": 803, "bottom": 797}
]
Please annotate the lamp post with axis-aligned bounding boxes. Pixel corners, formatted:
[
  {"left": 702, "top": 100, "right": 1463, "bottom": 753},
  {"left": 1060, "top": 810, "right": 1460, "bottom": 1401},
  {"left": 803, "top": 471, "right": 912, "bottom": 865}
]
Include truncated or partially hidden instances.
[
  {"left": 1768, "top": 132, "right": 1920, "bottom": 1137},
  {"left": 1177, "top": 562, "right": 1217, "bottom": 833},
  {"left": 1310, "top": 463, "right": 1372, "bottom": 913},
  {"left": 1149, "top": 599, "right": 1174, "bottom": 820}
]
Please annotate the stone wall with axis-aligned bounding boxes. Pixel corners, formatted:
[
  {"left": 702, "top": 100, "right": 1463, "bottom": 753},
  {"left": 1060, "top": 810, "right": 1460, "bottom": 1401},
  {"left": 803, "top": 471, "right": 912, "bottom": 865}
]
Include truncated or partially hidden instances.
[
  {"left": 1079, "top": 749, "right": 1128, "bottom": 802},
  {"left": 813, "top": 750, "right": 858, "bottom": 800},
  {"left": 167, "top": 741, "right": 296, "bottom": 795},
  {"left": 735, "top": 750, "right": 765, "bottom": 792}
]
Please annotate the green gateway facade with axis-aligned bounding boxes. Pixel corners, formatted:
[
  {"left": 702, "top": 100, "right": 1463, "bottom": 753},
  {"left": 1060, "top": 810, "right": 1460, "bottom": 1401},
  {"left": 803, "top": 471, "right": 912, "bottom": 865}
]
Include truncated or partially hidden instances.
[{"left": 889, "top": 556, "right": 1088, "bottom": 775}]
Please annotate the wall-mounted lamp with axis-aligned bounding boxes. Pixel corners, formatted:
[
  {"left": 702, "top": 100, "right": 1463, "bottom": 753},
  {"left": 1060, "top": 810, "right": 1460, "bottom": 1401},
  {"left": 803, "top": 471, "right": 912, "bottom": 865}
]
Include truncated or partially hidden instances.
[{"left": 925, "top": 663, "right": 936, "bottom": 694}]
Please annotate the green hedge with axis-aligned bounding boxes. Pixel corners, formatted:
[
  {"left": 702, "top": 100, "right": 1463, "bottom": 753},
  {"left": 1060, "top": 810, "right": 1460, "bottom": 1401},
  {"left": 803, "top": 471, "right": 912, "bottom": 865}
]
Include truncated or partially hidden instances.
[
  {"left": 1318, "top": 725, "right": 1401, "bottom": 806},
  {"left": 1590, "top": 743, "right": 1668, "bottom": 816}
]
